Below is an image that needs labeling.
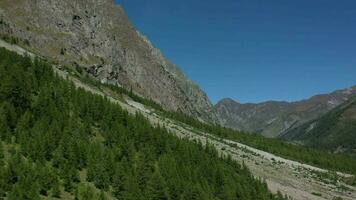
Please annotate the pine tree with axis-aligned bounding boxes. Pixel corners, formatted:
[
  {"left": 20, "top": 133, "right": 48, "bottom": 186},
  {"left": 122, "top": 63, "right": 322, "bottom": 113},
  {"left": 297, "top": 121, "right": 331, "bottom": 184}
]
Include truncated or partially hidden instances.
[
  {"left": 112, "top": 162, "right": 126, "bottom": 198},
  {"left": 145, "top": 170, "right": 171, "bottom": 200},
  {"left": 0, "top": 154, "right": 7, "bottom": 198},
  {"left": 0, "top": 108, "right": 10, "bottom": 140},
  {"left": 52, "top": 181, "right": 61, "bottom": 198},
  {"left": 7, "top": 164, "right": 41, "bottom": 200},
  {"left": 15, "top": 111, "right": 32, "bottom": 143},
  {"left": 0, "top": 102, "right": 16, "bottom": 141},
  {"left": 75, "top": 184, "right": 96, "bottom": 200},
  {"left": 98, "top": 190, "right": 107, "bottom": 200}
]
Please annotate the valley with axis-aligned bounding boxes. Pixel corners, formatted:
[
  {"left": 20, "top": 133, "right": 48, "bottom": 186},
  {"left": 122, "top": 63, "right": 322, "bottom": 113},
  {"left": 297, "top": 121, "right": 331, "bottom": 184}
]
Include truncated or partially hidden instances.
[
  {"left": 0, "top": 1, "right": 355, "bottom": 199},
  {"left": 1, "top": 40, "right": 355, "bottom": 200},
  {"left": 42, "top": 49, "right": 356, "bottom": 200}
]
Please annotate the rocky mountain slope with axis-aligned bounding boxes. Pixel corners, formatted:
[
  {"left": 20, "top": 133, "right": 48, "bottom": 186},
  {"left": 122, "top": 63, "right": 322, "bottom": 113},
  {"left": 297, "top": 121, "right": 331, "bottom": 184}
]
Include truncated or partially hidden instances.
[
  {"left": 281, "top": 97, "right": 356, "bottom": 154},
  {"left": 2, "top": 39, "right": 354, "bottom": 200},
  {"left": 0, "top": 0, "right": 215, "bottom": 120},
  {"left": 214, "top": 87, "right": 356, "bottom": 137}
]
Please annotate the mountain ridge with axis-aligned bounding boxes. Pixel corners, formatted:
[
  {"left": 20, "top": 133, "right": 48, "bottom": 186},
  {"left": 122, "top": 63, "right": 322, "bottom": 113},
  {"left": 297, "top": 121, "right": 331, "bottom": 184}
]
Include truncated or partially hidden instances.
[
  {"left": 280, "top": 96, "right": 356, "bottom": 154},
  {"left": 214, "top": 86, "right": 356, "bottom": 137},
  {"left": 217, "top": 85, "right": 356, "bottom": 105},
  {"left": 0, "top": 0, "right": 216, "bottom": 121}
]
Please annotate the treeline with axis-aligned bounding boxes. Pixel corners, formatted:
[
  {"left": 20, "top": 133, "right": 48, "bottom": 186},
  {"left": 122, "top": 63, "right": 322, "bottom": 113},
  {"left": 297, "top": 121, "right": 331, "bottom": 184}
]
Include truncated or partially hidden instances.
[
  {"left": 0, "top": 48, "right": 286, "bottom": 199},
  {"left": 106, "top": 84, "right": 164, "bottom": 112}
]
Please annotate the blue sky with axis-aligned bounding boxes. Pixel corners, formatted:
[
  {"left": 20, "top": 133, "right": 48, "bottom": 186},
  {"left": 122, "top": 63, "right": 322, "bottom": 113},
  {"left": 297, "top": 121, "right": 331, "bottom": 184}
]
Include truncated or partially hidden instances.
[{"left": 116, "top": 0, "right": 356, "bottom": 104}]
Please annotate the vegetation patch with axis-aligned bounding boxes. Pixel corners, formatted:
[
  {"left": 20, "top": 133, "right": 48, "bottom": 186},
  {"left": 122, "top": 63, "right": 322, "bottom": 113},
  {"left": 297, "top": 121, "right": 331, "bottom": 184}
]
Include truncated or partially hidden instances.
[{"left": 311, "top": 192, "right": 322, "bottom": 197}]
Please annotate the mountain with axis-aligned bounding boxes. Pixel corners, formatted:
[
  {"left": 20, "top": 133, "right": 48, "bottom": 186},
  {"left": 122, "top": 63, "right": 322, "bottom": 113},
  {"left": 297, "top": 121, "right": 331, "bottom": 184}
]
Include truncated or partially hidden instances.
[
  {"left": 2, "top": 42, "right": 356, "bottom": 200},
  {"left": 0, "top": 0, "right": 215, "bottom": 120},
  {"left": 280, "top": 97, "right": 356, "bottom": 154},
  {"left": 214, "top": 86, "right": 356, "bottom": 137},
  {"left": 1, "top": 31, "right": 356, "bottom": 200}
]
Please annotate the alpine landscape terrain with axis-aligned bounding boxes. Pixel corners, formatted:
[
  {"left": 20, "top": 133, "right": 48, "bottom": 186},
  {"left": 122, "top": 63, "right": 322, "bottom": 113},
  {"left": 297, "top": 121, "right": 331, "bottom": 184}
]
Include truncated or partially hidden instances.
[{"left": 0, "top": 0, "right": 355, "bottom": 200}]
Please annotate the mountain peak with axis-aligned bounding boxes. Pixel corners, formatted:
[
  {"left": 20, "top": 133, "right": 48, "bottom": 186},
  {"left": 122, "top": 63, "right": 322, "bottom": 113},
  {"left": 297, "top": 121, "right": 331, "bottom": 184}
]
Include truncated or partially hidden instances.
[
  {"left": 0, "top": 0, "right": 215, "bottom": 120},
  {"left": 217, "top": 98, "right": 239, "bottom": 105}
]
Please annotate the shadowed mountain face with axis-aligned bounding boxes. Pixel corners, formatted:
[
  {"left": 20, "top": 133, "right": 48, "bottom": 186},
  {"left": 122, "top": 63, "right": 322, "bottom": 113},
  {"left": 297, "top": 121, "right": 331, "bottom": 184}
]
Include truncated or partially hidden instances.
[
  {"left": 0, "top": 0, "right": 216, "bottom": 120},
  {"left": 214, "top": 86, "right": 356, "bottom": 138},
  {"left": 280, "top": 97, "right": 356, "bottom": 154}
]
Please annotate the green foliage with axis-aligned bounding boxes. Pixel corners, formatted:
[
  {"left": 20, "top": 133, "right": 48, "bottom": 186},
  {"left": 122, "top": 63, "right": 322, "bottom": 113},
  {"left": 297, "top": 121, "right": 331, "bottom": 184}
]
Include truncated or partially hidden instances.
[
  {"left": 0, "top": 47, "right": 284, "bottom": 199},
  {"left": 60, "top": 48, "right": 65, "bottom": 55},
  {"left": 158, "top": 108, "right": 356, "bottom": 176},
  {"left": 0, "top": 34, "right": 19, "bottom": 45},
  {"left": 0, "top": 32, "right": 29, "bottom": 46},
  {"left": 69, "top": 49, "right": 356, "bottom": 176},
  {"left": 24, "top": 39, "right": 30, "bottom": 46},
  {"left": 0, "top": 102, "right": 15, "bottom": 141},
  {"left": 75, "top": 184, "right": 96, "bottom": 200},
  {"left": 106, "top": 83, "right": 164, "bottom": 111},
  {"left": 145, "top": 169, "right": 171, "bottom": 200},
  {"left": 333, "top": 197, "right": 344, "bottom": 200},
  {"left": 0, "top": 152, "right": 56, "bottom": 200}
]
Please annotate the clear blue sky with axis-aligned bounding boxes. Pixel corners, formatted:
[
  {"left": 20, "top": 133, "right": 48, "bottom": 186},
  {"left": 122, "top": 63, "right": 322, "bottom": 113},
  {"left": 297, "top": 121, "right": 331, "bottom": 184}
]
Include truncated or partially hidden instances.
[{"left": 116, "top": 0, "right": 356, "bottom": 104}]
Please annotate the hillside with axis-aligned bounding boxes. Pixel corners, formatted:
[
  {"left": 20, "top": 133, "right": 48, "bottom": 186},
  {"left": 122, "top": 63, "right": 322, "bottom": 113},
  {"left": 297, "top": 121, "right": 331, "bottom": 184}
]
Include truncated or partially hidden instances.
[
  {"left": 214, "top": 88, "right": 356, "bottom": 137},
  {"left": 0, "top": 0, "right": 216, "bottom": 121},
  {"left": 281, "top": 97, "right": 356, "bottom": 154},
  {"left": 0, "top": 47, "right": 289, "bottom": 199},
  {"left": 1, "top": 1, "right": 356, "bottom": 199},
  {"left": 1, "top": 40, "right": 356, "bottom": 199}
]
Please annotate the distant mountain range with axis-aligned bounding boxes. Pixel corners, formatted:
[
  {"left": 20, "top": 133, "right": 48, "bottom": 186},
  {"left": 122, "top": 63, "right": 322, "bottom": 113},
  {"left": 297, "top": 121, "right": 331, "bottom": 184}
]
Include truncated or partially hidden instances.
[
  {"left": 280, "top": 96, "right": 356, "bottom": 154},
  {"left": 214, "top": 86, "right": 356, "bottom": 138},
  {"left": 1, "top": 1, "right": 355, "bottom": 199}
]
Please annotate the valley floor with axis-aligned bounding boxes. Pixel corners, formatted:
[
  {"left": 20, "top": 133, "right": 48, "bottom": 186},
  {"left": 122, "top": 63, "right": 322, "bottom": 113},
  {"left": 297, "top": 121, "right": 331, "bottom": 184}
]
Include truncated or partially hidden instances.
[{"left": 1, "top": 39, "right": 355, "bottom": 200}]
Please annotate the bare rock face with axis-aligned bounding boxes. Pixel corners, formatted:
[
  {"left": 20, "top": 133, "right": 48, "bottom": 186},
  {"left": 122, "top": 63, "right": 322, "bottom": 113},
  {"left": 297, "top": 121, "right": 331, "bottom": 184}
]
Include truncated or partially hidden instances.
[
  {"left": 0, "top": 0, "right": 215, "bottom": 120},
  {"left": 214, "top": 86, "right": 356, "bottom": 137}
]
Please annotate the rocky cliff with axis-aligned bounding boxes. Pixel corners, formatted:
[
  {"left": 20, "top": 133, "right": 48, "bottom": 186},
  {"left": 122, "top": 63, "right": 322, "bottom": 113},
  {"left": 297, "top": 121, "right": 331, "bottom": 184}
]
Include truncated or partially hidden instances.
[
  {"left": 0, "top": 0, "right": 215, "bottom": 120},
  {"left": 214, "top": 86, "right": 356, "bottom": 137}
]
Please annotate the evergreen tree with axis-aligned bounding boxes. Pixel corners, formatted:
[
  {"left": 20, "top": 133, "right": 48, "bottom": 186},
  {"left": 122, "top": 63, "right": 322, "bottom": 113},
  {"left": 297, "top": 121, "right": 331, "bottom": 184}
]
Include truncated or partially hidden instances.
[
  {"left": 51, "top": 181, "right": 61, "bottom": 198},
  {"left": 98, "top": 190, "right": 107, "bottom": 200},
  {"left": 75, "top": 184, "right": 96, "bottom": 200},
  {"left": 145, "top": 169, "right": 171, "bottom": 200},
  {"left": 0, "top": 102, "right": 16, "bottom": 141}
]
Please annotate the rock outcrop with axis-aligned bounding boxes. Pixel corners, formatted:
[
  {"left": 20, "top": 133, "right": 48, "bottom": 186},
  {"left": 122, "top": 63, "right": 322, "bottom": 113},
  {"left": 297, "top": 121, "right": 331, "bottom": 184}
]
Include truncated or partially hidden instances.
[{"left": 0, "top": 0, "right": 215, "bottom": 120}]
